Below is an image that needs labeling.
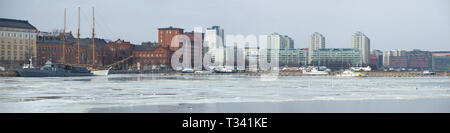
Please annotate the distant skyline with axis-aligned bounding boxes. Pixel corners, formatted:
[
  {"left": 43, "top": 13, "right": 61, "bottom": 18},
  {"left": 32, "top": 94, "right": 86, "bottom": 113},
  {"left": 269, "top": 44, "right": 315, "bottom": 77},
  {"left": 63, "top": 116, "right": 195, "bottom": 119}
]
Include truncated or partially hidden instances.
[{"left": 1, "top": 0, "right": 449, "bottom": 51}]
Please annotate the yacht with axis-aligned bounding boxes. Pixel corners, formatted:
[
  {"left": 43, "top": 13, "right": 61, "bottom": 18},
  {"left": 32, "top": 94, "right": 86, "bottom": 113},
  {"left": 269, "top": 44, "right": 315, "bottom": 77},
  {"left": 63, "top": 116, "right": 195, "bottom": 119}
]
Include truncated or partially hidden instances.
[
  {"left": 302, "top": 67, "right": 329, "bottom": 75},
  {"left": 337, "top": 70, "right": 366, "bottom": 77}
]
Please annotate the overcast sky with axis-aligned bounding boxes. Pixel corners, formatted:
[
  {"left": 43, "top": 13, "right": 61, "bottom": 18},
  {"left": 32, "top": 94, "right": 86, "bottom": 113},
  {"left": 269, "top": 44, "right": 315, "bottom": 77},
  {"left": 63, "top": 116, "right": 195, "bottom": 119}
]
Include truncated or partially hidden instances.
[{"left": 1, "top": 0, "right": 449, "bottom": 51}]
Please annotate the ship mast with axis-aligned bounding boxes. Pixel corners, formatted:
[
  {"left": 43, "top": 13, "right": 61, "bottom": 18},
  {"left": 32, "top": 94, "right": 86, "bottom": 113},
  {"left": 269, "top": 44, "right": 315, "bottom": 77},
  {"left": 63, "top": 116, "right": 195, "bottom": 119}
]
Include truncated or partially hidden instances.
[
  {"left": 92, "top": 7, "right": 95, "bottom": 66},
  {"left": 77, "top": 7, "right": 80, "bottom": 65},
  {"left": 62, "top": 8, "right": 66, "bottom": 64}
]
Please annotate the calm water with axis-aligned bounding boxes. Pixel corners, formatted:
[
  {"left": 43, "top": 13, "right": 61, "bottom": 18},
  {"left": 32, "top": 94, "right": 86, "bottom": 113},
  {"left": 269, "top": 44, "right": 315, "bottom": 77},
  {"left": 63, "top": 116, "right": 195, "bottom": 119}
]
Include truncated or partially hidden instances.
[{"left": 0, "top": 74, "right": 449, "bottom": 112}]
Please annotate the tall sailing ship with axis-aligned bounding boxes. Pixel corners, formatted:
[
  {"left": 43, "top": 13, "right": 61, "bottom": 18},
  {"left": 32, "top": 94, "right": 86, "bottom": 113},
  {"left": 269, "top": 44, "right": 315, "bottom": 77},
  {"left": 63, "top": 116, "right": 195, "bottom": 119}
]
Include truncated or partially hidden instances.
[
  {"left": 18, "top": 7, "right": 133, "bottom": 77},
  {"left": 18, "top": 8, "right": 93, "bottom": 77}
]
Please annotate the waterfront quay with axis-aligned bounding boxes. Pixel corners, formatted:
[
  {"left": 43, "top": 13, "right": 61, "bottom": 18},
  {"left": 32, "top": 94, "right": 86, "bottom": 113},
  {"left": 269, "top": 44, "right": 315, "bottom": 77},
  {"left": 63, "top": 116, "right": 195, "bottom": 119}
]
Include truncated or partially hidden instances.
[
  {"left": 111, "top": 70, "right": 449, "bottom": 77},
  {"left": 2, "top": 69, "right": 448, "bottom": 77}
]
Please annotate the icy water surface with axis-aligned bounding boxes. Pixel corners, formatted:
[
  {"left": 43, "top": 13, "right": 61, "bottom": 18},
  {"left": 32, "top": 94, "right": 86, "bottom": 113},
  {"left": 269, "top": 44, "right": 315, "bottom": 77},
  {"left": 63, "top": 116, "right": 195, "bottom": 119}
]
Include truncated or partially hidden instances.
[{"left": 0, "top": 74, "right": 449, "bottom": 112}]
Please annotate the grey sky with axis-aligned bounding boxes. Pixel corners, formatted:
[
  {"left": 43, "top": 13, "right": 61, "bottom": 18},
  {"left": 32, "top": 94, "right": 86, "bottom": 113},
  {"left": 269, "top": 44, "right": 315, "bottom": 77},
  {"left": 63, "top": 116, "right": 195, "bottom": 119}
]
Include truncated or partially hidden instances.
[{"left": 1, "top": 0, "right": 449, "bottom": 51}]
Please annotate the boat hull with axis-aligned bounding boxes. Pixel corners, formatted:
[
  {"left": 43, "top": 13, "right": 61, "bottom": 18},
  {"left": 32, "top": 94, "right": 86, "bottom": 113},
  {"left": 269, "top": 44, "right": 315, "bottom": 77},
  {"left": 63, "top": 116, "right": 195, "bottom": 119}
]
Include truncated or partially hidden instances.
[
  {"left": 90, "top": 68, "right": 110, "bottom": 76},
  {"left": 18, "top": 69, "right": 93, "bottom": 77}
]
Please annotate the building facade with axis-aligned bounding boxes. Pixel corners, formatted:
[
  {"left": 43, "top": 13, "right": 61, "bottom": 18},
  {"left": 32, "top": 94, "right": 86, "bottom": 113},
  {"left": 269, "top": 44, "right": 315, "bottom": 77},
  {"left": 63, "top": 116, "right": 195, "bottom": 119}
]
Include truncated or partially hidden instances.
[
  {"left": 351, "top": 31, "right": 370, "bottom": 65},
  {"left": 36, "top": 31, "right": 83, "bottom": 67},
  {"left": 310, "top": 48, "right": 362, "bottom": 70},
  {"left": 431, "top": 52, "right": 450, "bottom": 71},
  {"left": 132, "top": 43, "right": 169, "bottom": 70},
  {"left": 0, "top": 18, "right": 38, "bottom": 69},
  {"left": 205, "top": 26, "right": 225, "bottom": 66},
  {"left": 308, "top": 32, "right": 325, "bottom": 64},
  {"left": 382, "top": 49, "right": 406, "bottom": 68},
  {"left": 108, "top": 39, "right": 133, "bottom": 70},
  {"left": 182, "top": 31, "right": 204, "bottom": 70},
  {"left": 158, "top": 26, "right": 184, "bottom": 68},
  {"left": 267, "top": 32, "right": 294, "bottom": 49},
  {"left": 277, "top": 48, "right": 307, "bottom": 67}
]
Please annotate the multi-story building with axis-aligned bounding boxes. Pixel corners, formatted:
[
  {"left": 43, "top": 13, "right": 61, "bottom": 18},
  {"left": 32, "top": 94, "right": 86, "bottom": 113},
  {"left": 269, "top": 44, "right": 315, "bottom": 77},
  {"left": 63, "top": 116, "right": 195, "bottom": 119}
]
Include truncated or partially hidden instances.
[
  {"left": 205, "top": 26, "right": 225, "bottom": 66},
  {"left": 79, "top": 38, "right": 113, "bottom": 67},
  {"left": 310, "top": 48, "right": 362, "bottom": 70},
  {"left": 267, "top": 32, "right": 294, "bottom": 49},
  {"left": 36, "top": 31, "right": 82, "bottom": 67},
  {"left": 384, "top": 49, "right": 431, "bottom": 70},
  {"left": 351, "top": 31, "right": 370, "bottom": 65},
  {"left": 108, "top": 39, "right": 133, "bottom": 70},
  {"left": 244, "top": 47, "right": 260, "bottom": 71},
  {"left": 36, "top": 30, "right": 112, "bottom": 67},
  {"left": 382, "top": 49, "right": 406, "bottom": 68},
  {"left": 132, "top": 42, "right": 169, "bottom": 70},
  {"left": 0, "top": 18, "right": 38, "bottom": 68},
  {"left": 431, "top": 52, "right": 450, "bottom": 71},
  {"left": 308, "top": 32, "right": 325, "bottom": 64},
  {"left": 158, "top": 26, "right": 184, "bottom": 68},
  {"left": 277, "top": 48, "right": 307, "bottom": 67},
  {"left": 182, "top": 31, "right": 204, "bottom": 70},
  {"left": 388, "top": 56, "right": 408, "bottom": 68},
  {"left": 406, "top": 49, "right": 431, "bottom": 70},
  {"left": 369, "top": 49, "right": 383, "bottom": 69}
]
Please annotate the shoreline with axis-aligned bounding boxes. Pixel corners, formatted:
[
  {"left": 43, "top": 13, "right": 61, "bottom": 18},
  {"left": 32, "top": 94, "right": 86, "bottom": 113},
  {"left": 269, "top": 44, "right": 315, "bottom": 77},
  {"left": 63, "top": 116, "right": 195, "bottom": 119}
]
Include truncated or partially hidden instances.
[
  {"left": 2, "top": 69, "right": 449, "bottom": 77},
  {"left": 88, "top": 97, "right": 450, "bottom": 113}
]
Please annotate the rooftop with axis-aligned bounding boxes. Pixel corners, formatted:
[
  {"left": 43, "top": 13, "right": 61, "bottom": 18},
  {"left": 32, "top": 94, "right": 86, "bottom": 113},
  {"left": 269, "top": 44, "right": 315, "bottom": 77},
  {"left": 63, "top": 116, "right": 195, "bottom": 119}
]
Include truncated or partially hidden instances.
[
  {"left": 0, "top": 18, "right": 38, "bottom": 30},
  {"left": 158, "top": 26, "right": 183, "bottom": 30}
]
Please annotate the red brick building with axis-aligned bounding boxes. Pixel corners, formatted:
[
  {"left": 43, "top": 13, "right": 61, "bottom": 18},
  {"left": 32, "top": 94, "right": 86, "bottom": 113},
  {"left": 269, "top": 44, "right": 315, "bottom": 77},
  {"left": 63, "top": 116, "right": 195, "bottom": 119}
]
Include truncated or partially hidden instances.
[
  {"left": 132, "top": 42, "right": 169, "bottom": 70},
  {"left": 36, "top": 31, "right": 112, "bottom": 67},
  {"left": 108, "top": 39, "right": 133, "bottom": 70},
  {"left": 158, "top": 26, "right": 184, "bottom": 51},
  {"left": 157, "top": 27, "right": 184, "bottom": 69},
  {"left": 389, "top": 56, "right": 408, "bottom": 68},
  {"left": 36, "top": 32, "right": 83, "bottom": 67},
  {"left": 181, "top": 31, "right": 204, "bottom": 70},
  {"left": 369, "top": 54, "right": 381, "bottom": 69}
]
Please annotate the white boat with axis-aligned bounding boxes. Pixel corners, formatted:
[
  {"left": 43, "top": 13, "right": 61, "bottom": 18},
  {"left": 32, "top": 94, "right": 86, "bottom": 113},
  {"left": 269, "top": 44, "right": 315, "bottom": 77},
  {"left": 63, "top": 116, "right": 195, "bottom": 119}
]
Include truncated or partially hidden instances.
[
  {"left": 182, "top": 68, "right": 194, "bottom": 73},
  {"left": 214, "top": 67, "right": 235, "bottom": 73},
  {"left": 337, "top": 70, "right": 366, "bottom": 77},
  {"left": 418, "top": 70, "right": 436, "bottom": 76},
  {"left": 302, "top": 67, "right": 329, "bottom": 75},
  {"left": 194, "top": 70, "right": 213, "bottom": 74},
  {"left": 350, "top": 66, "right": 371, "bottom": 72},
  {"left": 90, "top": 67, "right": 111, "bottom": 76}
]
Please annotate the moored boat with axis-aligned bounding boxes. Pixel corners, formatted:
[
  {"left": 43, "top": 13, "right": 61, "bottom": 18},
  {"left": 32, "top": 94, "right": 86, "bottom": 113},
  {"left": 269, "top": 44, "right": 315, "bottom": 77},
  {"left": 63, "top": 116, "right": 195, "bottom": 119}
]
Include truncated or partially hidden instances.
[
  {"left": 337, "top": 70, "right": 366, "bottom": 77},
  {"left": 18, "top": 61, "right": 93, "bottom": 77}
]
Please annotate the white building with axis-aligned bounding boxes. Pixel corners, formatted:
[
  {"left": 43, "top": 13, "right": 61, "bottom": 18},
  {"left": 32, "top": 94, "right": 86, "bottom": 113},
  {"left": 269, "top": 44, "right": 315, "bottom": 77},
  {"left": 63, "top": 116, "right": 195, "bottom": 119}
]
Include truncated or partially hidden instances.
[
  {"left": 205, "top": 26, "right": 225, "bottom": 66},
  {"left": 351, "top": 31, "right": 370, "bottom": 65},
  {"left": 382, "top": 49, "right": 406, "bottom": 68},
  {"left": 267, "top": 33, "right": 294, "bottom": 49},
  {"left": 308, "top": 32, "right": 325, "bottom": 64}
]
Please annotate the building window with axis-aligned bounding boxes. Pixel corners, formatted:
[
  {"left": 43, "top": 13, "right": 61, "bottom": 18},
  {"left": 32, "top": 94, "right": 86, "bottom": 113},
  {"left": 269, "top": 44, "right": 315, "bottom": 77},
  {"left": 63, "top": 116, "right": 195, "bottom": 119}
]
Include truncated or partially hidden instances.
[
  {"left": 13, "top": 45, "right": 17, "bottom": 49},
  {"left": 7, "top": 45, "right": 10, "bottom": 49}
]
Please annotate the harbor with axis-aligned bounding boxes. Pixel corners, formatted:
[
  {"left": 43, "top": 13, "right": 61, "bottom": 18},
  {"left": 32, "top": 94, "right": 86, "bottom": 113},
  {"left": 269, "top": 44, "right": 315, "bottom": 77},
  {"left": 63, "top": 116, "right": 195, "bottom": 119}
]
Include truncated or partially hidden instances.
[{"left": 1, "top": 73, "right": 449, "bottom": 113}]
